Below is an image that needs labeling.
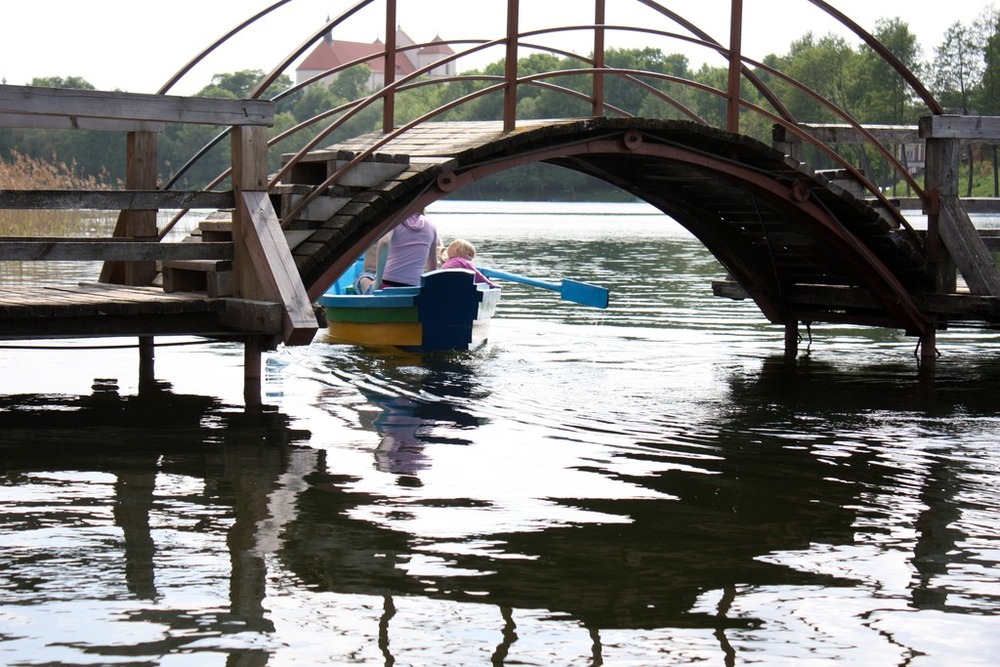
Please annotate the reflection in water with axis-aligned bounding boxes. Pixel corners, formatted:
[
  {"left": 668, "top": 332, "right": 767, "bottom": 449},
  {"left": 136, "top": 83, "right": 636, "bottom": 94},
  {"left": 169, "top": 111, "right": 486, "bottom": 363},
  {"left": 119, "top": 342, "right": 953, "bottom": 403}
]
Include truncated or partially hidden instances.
[
  {"left": 360, "top": 352, "right": 486, "bottom": 481},
  {"left": 1, "top": 203, "right": 999, "bottom": 664},
  {"left": 0, "top": 380, "right": 308, "bottom": 663}
]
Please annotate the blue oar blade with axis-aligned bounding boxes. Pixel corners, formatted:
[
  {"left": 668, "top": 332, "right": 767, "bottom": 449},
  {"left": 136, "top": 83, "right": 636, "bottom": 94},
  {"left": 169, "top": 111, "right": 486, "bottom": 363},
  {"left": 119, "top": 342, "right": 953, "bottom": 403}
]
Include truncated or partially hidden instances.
[{"left": 561, "top": 279, "right": 609, "bottom": 308}]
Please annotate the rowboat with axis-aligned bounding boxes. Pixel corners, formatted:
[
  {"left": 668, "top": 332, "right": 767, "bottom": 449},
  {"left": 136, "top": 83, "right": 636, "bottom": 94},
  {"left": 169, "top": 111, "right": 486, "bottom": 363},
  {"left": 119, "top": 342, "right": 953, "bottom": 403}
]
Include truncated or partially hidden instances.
[{"left": 318, "top": 268, "right": 502, "bottom": 351}]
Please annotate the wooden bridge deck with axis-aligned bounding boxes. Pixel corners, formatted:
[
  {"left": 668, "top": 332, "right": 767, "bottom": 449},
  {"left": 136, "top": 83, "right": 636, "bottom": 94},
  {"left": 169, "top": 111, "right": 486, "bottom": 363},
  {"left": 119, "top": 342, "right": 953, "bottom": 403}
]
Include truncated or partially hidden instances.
[{"left": 0, "top": 283, "right": 281, "bottom": 340}]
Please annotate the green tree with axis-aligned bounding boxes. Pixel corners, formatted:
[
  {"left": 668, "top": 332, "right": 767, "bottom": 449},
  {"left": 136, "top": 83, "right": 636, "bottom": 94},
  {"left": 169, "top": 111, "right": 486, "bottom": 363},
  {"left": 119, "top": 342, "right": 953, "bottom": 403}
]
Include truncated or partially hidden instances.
[
  {"left": 198, "top": 70, "right": 292, "bottom": 100},
  {"left": 768, "top": 33, "right": 856, "bottom": 122},
  {"left": 29, "top": 76, "right": 95, "bottom": 90},
  {"left": 330, "top": 65, "right": 372, "bottom": 101},
  {"left": 974, "top": 6, "right": 1000, "bottom": 194},
  {"left": 846, "top": 18, "right": 923, "bottom": 124},
  {"left": 933, "top": 21, "right": 983, "bottom": 195},
  {"left": 932, "top": 22, "right": 980, "bottom": 112}
]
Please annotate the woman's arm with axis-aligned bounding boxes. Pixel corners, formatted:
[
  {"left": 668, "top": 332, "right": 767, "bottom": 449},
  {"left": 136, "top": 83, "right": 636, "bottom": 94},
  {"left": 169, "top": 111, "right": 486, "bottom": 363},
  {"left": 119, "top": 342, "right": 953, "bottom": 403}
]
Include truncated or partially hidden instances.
[{"left": 373, "top": 231, "right": 392, "bottom": 289}]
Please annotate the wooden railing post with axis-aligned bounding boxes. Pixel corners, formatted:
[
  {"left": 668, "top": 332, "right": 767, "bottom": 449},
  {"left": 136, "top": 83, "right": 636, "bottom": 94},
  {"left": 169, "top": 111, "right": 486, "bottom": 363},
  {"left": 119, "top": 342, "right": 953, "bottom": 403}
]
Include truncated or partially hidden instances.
[
  {"left": 921, "top": 116, "right": 1000, "bottom": 297},
  {"left": 924, "top": 135, "right": 959, "bottom": 295},
  {"left": 100, "top": 130, "right": 158, "bottom": 285},
  {"left": 231, "top": 125, "right": 318, "bottom": 348},
  {"left": 592, "top": 0, "right": 605, "bottom": 118},
  {"left": 725, "top": 0, "right": 744, "bottom": 133},
  {"left": 231, "top": 126, "right": 270, "bottom": 302},
  {"left": 503, "top": 0, "right": 520, "bottom": 131},
  {"left": 382, "top": 0, "right": 397, "bottom": 132}
]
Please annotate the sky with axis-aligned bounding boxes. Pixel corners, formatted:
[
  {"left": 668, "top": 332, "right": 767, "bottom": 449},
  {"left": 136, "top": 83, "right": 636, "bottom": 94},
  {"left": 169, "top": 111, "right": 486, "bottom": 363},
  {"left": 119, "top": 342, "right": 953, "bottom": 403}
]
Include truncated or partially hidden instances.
[{"left": 1, "top": 0, "right": 995, "bottom": 97}]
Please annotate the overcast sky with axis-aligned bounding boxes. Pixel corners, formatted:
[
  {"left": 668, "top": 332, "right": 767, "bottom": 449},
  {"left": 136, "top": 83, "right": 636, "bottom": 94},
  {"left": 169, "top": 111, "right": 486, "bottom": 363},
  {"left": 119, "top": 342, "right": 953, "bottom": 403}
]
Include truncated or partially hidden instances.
[{"left": 1, "top": 0, "right": 994, "bottom": 96}]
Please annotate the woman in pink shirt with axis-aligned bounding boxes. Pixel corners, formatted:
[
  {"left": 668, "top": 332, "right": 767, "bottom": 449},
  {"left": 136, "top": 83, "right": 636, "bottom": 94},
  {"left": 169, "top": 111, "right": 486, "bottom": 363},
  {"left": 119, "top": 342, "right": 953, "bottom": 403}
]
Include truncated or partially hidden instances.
[{"left": 375, "top": 210, "right": 440, "bottom": 288}]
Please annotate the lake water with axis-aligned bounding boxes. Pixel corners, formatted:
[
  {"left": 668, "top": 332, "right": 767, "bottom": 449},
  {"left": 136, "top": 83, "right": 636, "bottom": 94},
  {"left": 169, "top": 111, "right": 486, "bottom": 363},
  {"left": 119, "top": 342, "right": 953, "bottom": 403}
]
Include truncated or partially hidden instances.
[{"left": 1, "top": 201, "right": 999, "bottom": 665}]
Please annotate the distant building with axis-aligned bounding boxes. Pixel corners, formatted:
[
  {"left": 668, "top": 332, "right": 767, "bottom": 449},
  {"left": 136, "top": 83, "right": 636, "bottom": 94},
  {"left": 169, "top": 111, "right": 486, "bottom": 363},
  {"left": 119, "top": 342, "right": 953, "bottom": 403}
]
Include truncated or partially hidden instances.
[{"left": 296, "top": 27, "right": 456, "bottom": 90}]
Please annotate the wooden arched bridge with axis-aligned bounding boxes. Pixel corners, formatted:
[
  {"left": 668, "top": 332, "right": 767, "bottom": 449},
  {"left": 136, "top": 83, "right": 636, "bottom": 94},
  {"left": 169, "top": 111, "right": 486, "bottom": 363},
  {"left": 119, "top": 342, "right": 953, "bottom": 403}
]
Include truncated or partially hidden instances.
[{"left": 2, "top": 0, "right": 1000, "bottom": 405}]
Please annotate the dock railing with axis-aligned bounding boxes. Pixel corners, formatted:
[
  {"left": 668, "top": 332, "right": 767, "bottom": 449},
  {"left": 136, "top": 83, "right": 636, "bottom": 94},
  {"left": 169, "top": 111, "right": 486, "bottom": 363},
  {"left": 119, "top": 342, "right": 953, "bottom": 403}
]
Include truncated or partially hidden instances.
[{"left": 0, "top": 84, "right": 317, "bottom": 347}]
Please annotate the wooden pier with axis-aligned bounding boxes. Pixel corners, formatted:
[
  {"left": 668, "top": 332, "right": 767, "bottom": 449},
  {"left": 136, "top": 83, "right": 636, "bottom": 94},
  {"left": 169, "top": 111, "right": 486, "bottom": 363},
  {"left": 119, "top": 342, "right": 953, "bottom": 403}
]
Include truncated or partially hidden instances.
[{"left": 0, "top": 85, "right": 318, "bottom": 407}]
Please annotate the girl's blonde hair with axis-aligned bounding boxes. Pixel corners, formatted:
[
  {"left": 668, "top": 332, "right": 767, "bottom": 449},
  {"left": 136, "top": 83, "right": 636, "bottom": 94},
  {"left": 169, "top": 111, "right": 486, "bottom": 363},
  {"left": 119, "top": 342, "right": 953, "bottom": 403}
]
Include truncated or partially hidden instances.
[{"left": 446, "top": 239, "right": 476, "bottom": 260}]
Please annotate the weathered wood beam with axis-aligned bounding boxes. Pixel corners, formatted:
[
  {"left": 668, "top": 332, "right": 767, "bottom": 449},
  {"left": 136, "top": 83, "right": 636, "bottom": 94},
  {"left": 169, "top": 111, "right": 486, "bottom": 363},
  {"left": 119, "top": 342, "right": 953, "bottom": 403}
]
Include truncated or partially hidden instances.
[
  {"left": 240, "top": 190, "right": 318, "bottom": 345},
  {"left": 0, "top": 84, "right": 273, "bottom": 128},
  {"left": 107, "top": 130, "right": 159, "bottom": 285},
  {"left": 882, "top": 197, "right": 1000, "bottom": 214},
  {"left": 217, "top": 299, "right": 284, "bottom": 335},
  {"left": 919, "top": 114, "right": 1000, "bottom": 142},
  {"left": 0, "top": 189, "right": 234, "bottom": 210},
  {"left": 714, "top": 279, "right": 1000, "bottom": 321},
  {"left": 0, "top": 113, "right": 165, "bottom": 132},
  {"left": 936, "top": 195, "right": 1000, "bottom": 296},
  {"left": 782, "top": 117, "right": 1000, "bottom": 146},
  {"left": 0, "top": 238, "right": 233, "bottom": 261},
  {"left": 782, "top": 123, "right": 920, "bottom": 145}
]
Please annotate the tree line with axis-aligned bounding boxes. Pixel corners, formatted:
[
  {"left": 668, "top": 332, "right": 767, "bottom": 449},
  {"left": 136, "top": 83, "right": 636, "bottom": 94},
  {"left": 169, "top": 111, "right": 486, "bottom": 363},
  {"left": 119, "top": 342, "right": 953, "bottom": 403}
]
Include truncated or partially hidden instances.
[{"left": 2, "top": 6, "right": 999, "bottom": 200}]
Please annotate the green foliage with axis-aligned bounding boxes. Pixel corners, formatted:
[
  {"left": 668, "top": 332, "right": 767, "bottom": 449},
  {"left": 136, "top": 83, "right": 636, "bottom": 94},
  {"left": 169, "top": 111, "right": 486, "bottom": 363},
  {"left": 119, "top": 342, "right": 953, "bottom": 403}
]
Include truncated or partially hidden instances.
[
  {"left": 199, "top": 69, "right": 292, "bottom": 99},
  {"left": 30, "top": 76, "right": 95, "bottom": 90},
  {"left": 330, "top": 65, "right": 372, "bottom": 101},
  {"left": 933, "top": 22, "right": 979, "bottom": 112},
  {"left": 974, "top": 7, "right": 1000, "bottom": 114},
  {"left": 764, "top": 33, "right": 854, "bottom": 121}
]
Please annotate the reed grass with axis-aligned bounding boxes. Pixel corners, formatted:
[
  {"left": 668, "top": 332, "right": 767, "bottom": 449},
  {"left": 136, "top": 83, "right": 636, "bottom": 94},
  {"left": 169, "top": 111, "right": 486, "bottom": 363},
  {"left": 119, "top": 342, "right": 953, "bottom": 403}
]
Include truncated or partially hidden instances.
[{"left": 0, "top": 150, "right": 121, "bottom": 236}]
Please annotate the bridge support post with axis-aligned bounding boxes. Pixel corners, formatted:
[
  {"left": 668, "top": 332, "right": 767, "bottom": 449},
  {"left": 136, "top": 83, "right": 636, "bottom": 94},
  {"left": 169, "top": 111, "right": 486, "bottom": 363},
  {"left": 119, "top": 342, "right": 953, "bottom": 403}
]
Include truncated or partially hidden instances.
[
  {"left": 920, "top": 329, "right": 937, "bottom": 366},
  {"left": 138, "top": 336, "right": 155, "bottom": 394},
  {"left": 244, "top": 336, "right": 263, "bottom": 410},
  {"left": 784, "top": 321, "right": 798, "bottom": 357}
]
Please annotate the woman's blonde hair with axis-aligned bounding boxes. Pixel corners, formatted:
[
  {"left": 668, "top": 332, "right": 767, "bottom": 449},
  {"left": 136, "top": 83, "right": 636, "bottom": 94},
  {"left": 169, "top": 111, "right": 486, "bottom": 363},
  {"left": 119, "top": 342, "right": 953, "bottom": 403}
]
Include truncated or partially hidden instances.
[{"left": 446, "top": 239, "right": 476, "bottom": 260}]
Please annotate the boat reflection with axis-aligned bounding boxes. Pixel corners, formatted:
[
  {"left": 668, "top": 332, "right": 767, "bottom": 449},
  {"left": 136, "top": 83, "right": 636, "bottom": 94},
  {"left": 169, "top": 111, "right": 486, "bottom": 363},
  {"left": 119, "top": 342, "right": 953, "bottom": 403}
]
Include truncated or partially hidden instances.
[
  {"left": 3, "top": 350, "right": 994, "bottom": 664},
  {"left": 323, "top": 348, "right": 490, "bottom": 482}
]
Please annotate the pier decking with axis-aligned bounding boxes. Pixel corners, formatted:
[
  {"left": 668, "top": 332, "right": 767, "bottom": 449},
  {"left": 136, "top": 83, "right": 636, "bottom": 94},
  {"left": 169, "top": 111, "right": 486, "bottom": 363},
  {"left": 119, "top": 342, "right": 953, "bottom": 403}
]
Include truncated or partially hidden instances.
[{"left": 0, "top": 283, "right": 280, "bottom": 339}]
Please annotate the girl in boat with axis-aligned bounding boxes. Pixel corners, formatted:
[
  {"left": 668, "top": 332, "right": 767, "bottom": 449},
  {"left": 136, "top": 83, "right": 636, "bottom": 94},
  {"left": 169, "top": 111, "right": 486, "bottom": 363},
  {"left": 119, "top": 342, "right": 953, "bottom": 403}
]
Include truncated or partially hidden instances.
[{"left": 440, "top": 239, "right": 498, "bottom": 288}]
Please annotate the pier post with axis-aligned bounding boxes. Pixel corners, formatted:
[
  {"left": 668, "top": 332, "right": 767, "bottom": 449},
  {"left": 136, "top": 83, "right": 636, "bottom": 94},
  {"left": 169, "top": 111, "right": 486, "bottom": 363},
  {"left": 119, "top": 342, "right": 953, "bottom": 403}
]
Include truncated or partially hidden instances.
[
  {"left": 922, "top": 132, "right": 960, "bottom": 363},
  {"left": 784, "top": 321, "right": 798, "bottom": 357},
  {"left": 137, "top": 336, "right": 156, "bottom": 393},
  {"left": 244, "top": 337, "right": 263, "bottom": 409}
]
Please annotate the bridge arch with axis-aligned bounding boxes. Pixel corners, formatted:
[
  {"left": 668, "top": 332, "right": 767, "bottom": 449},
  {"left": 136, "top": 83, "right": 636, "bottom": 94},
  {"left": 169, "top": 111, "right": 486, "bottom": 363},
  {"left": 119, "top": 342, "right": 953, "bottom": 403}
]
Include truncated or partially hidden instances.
[{"left": 292, "top": 118, "right": 933, "bottom": 336}]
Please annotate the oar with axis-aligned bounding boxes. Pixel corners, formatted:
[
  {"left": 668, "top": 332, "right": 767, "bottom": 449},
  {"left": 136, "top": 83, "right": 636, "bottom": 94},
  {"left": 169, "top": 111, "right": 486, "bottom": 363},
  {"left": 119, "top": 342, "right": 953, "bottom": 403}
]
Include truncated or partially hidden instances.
[{"left": 480, "top": 267, "right": 609, "bottom": 308}]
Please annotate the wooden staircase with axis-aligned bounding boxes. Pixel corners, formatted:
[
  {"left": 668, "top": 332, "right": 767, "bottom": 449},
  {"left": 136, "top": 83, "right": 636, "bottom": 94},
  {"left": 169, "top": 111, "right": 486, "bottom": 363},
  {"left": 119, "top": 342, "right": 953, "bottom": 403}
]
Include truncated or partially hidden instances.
[{"left": 161, "top": 212, "right": 235, "bottom": 298}]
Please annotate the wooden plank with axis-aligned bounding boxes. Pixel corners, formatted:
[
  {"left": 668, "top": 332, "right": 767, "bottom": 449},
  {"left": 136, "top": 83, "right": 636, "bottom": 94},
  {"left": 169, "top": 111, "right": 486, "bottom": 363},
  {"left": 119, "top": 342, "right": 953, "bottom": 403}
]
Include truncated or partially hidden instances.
[
  {"left": 0, "top": 239, "right": 233, "bottom": 261},
  {"left": 794, "top": 123, "right": 920, "bottom": 145},
  {"left": 0, "top": 84, "right": 274, "bottom": 127},
  {"left": 936, "top": 195, "right": 1000, "bottom": 296},
  {"left": 240, "top": 190, "right": 318, "bottom": 345},
  {"left": 0, "top": 189, "right": 234, "bottom": 210},
  {"left": 0, "top": 113, "right": 165, "bottom": 132},
  {"left": 919, "top": 114, "right": 1000, "bottom": 142},
  {"left": 217, "top": 298, "right": 284, "bottom": 334}
]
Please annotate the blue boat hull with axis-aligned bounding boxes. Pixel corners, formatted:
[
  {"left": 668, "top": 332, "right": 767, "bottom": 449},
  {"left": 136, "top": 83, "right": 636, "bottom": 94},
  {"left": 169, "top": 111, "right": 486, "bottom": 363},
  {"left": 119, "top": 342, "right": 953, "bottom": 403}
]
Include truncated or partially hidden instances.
[{"left": 318, "top": 269, "right": 501, "bottom": 351}]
